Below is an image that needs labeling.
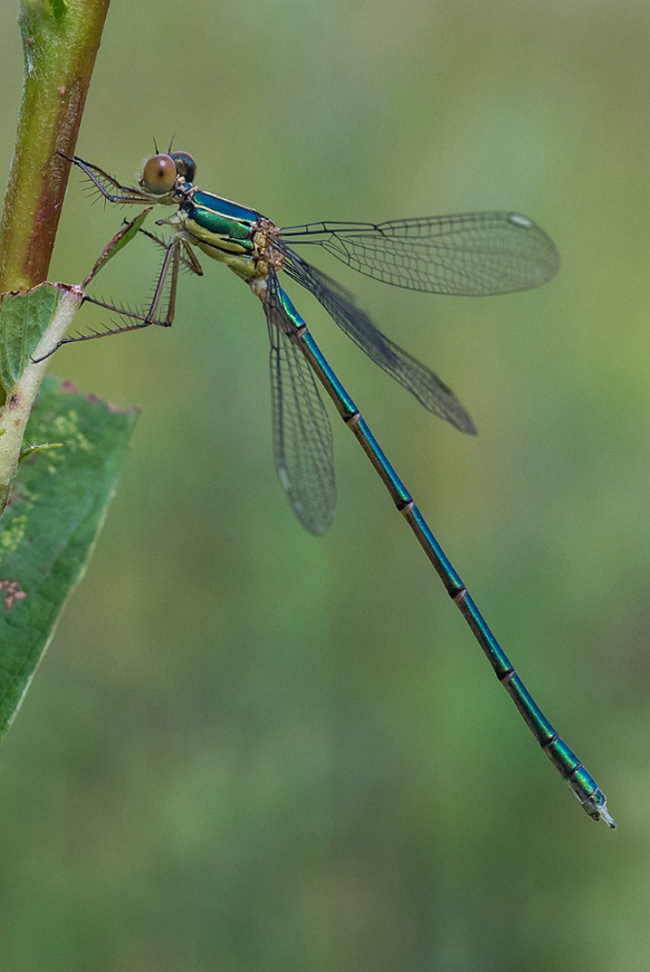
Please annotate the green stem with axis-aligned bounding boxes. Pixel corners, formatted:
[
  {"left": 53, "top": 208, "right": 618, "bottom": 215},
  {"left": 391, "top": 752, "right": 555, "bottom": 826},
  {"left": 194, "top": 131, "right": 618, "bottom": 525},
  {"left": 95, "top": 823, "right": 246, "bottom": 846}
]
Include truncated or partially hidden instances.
[
  {"left": 0, "top": 0, "right": 110, "bottom": 451},
  {"left": 0, "top": 0, "right": 111, "bottom": 297},
  {"left": 0, "top": 284, "right": 84, "bottom": 517}
]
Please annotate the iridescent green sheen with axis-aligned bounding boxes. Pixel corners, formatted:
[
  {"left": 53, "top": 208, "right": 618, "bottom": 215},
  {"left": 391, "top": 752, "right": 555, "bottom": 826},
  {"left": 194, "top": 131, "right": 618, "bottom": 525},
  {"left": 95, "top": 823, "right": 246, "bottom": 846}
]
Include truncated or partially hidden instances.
[
  {"left": 185, "top": 196, "right": 255, "bottom": 245},
  {"left": 505, "top": 673, "right": 556, "bottom": 743},
  {"left": 546, "top": 735, "right": 582, "bottom": 776},
  {"left": 298, "top": 327, "right": 357, "bottom": 418},
  {"left": 456, "top": 591, "right": 514, "bottom": 678},
  {"left": 355, "top": 418, "right": 412, "bottom": 504},
  {"left": 408, "top": 506, "right": 465, "bottom": 592},
  {"left": 190, "top": 190, "right": 258, "bottom": 230}
]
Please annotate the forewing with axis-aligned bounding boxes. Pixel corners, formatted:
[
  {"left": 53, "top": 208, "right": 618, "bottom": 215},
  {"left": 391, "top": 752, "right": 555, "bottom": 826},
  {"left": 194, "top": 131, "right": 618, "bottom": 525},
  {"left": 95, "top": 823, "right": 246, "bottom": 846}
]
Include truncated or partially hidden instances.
[
  {"left": 280, "top": 211, "right": 559, "bottom": 295},
  {"left": 278, "top": 246, "right": 475, "bottom": 435},
  {"left": 263, "top": 273, "right": 336, "bottom": 535}
]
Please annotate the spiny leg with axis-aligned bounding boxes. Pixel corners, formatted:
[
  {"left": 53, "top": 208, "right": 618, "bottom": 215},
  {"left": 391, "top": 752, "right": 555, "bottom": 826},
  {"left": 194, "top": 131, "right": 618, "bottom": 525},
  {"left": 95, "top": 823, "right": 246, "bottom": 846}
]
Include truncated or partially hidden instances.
[
  {"left": 135, "top": 225, "right": 204, "bottom": 276},
  {"left": 82, "top": 209, "right": 154, "bottom": 287},
  {"left": 143, "top": 235, "right": 180, "bottom": 326},
  {"left": 59, "top": 152, "right": 153, "bottom": 204},
  {"left": 83, "top": 232, "right": 202, "bottom": 327},
  {"left": 32, "top": 237, "right": 186, "bottom": 363},
  {"left": 81, "top": 236, "right": 180, "bottom": 331},
  {"left": 58, "top": 228, "right": 204, "bottom": 359}
]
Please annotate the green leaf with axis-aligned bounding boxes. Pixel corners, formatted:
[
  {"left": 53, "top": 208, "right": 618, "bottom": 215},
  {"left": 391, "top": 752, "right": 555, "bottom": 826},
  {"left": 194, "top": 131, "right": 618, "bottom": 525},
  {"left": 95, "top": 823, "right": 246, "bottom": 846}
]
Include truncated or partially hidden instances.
[
  {"left": 0, "top": 374, "right": 138, "bottom": 738},
  {"left": 0, "top": 283, "right": 62, "bottom": 390}
]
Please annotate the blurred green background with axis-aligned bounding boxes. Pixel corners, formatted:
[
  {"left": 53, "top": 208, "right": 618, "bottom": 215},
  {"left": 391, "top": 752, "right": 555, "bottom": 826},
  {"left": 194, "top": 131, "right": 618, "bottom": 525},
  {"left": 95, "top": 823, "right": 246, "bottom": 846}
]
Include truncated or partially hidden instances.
[{"left": 0, "top": 1, "right": 648, "bottom": 969}]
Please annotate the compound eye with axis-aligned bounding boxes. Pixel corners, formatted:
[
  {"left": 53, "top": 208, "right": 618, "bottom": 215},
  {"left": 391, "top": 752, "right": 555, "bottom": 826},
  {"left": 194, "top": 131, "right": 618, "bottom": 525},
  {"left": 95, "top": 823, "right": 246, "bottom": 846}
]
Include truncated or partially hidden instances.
[{"left": 141, "top": 154, "right": 177, "bottom": 194}]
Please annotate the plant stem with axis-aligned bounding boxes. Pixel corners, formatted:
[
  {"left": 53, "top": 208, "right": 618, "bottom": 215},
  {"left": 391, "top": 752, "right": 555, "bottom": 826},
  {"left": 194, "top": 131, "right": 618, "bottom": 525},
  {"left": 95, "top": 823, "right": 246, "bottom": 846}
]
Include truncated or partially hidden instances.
[
  {"left": 0, "top": 0, "right": 111, "bottom": 296},
  {"left": 0, "top": 0, "right": 110, "bottom": 418},
  {"left": 0, "top": 284, "right": 84, "bottom": 515}
]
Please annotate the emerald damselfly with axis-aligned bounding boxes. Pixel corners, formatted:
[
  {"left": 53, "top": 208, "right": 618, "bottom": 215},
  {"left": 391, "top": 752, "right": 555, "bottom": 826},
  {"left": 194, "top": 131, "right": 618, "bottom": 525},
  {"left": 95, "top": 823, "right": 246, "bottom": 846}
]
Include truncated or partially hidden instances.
[{"left": 53, "top": 149, "right": 614, "bottom": 827}]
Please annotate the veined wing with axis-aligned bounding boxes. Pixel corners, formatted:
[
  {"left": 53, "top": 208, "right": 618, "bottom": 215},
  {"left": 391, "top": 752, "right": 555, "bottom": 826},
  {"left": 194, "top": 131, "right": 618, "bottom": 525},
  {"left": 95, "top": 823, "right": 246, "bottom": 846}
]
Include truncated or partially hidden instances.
[
  {"left": 263, "top": 270, "right": 336, "bottom": 535},
  {"left": 277, "top": 244, "right": 476, "bottom": 435},
  {"left": 280, "top": 211, "right": 559, "bottom": 295}
]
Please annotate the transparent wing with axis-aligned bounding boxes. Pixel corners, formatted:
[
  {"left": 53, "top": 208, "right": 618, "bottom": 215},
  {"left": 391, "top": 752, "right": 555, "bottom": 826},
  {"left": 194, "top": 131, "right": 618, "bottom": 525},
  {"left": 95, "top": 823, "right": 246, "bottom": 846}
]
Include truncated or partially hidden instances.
[
  {"left": 277, "top": 244, "right": 475, "bottom": 435},
  {"left": 280, "top": 211, "right": 559, "bottom": 295},
  {"left": 263, "top": 270, "right": 336, "bottom": 535}
]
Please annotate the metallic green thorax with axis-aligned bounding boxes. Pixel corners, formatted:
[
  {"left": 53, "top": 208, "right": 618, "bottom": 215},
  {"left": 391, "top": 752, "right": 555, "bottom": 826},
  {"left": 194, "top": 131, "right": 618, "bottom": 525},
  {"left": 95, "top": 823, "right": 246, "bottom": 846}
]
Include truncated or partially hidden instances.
[{"left": 171, "top": 185, "right": 263, "bottom": 280}]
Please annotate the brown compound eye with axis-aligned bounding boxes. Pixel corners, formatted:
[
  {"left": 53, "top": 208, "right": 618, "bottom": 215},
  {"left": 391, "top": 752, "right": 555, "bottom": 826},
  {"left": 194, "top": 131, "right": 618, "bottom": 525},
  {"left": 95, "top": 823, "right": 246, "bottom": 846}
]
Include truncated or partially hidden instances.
[{"left": 141, "top": 154, "right": 177, "bottom": 194}]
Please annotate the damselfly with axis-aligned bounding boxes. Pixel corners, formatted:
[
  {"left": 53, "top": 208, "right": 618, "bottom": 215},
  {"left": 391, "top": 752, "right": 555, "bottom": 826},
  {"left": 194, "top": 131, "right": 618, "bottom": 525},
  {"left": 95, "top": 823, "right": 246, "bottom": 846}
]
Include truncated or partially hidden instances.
[{"left": 55, "top": 150, "right": 614, "bottom": 827}]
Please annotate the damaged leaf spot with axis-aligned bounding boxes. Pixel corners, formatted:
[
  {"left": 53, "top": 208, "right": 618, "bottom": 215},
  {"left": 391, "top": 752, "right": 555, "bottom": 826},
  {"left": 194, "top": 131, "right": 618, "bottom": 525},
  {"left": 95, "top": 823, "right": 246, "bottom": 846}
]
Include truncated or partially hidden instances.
[
  {"left": 51, "top": 411, "right": 92, "bottom": 452},
  {"left": 0, "top": 513, "right": 28, "bottom": 553},
  {"left": 0, "top": 580, "right": 27, "bottom": 610}
]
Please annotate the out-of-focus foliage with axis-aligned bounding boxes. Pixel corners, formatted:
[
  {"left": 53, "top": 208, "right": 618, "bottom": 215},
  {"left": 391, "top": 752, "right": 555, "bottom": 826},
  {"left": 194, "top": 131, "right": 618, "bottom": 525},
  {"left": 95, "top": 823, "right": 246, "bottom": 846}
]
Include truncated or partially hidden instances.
[
  {"left": 0, "top": 374, "right": 138, "bottom": 737},
  {"left": 0, "top": 1, "right": 646, "bottom": 970}
]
